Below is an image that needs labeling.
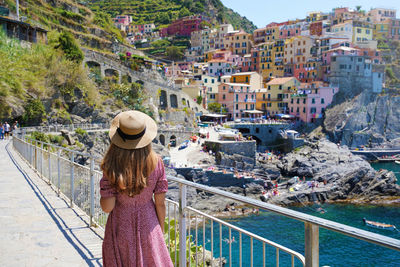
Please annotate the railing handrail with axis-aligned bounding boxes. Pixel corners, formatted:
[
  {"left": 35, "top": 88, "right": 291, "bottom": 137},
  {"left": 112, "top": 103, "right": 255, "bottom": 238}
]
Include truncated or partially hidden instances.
[{"left": 167, "top": 175, "right": 400, "bottom": 252}]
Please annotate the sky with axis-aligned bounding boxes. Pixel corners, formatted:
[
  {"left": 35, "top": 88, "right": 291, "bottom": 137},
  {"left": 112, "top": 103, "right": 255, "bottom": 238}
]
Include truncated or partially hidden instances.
[{"left": 220, "top": 0, "right": 399, "bottom": 28}]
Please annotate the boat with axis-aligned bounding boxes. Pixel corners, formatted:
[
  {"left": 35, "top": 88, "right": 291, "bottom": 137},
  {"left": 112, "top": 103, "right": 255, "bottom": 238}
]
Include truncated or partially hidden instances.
[
  {"left": 178, "top": 140, "right": 189, "bottom": 150},
  {"left": 395, "top": 161, "right": 400, "bottom": 165},
  {"left": 363, "top": 218, "right": 397, "bottom": 231}
]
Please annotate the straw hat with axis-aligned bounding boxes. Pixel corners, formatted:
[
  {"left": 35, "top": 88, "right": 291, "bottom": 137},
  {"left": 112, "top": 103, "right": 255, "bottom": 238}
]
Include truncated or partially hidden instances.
[{"left": 109, "top": 110, "right": 157, "bottom": 149}]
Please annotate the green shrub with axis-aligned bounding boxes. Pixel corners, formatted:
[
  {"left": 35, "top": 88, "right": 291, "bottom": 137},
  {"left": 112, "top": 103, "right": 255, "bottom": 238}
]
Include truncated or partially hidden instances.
[
  {"left": 75, "top": 128, "right": 88, "bottom": 136},
  {"left": 54, "top": 31, "right": 84, "bottom": 63},
  {"left": 30, "top": 131, "right": 50, "bottom": 143},
  {"left": 23, "top": 98, "right": 45, "bottom": 124}
]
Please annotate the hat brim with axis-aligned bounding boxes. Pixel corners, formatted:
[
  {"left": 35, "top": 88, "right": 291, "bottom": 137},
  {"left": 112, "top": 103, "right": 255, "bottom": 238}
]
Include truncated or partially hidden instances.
[{"left": 109, "top": 111, "right": 157, "bottom": 149}]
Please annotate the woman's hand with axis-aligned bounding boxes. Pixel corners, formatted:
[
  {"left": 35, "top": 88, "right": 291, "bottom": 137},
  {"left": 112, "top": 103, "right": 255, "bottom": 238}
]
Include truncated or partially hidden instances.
[{"left": 154, "top": 193, "right": 166, "bottom": 233}]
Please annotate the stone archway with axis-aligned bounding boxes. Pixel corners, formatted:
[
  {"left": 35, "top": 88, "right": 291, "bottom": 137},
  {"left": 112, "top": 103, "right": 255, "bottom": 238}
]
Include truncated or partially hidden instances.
[
  {"left": 159, "top": 134, "right": 165, "bottom": 146},
  {"left": 170, "top": 94, "right": 178, "bottom": 108},
  {"left": 85, "top": 60, "right": 100, "bottom": 69},
  {"left": 105, "top": 68, "right": 119, "bottom": 83},
  {"left": 159, "top": 90, "right": 168, "bottom": 110}
]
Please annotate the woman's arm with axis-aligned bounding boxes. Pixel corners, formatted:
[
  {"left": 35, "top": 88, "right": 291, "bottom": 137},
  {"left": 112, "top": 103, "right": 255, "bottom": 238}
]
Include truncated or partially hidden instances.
[
  {"left": 154, "top": 193, "right": 166, "bottom": 233},
  {"left": 100, "top": 196, "right": 116, "bottom": 213}
]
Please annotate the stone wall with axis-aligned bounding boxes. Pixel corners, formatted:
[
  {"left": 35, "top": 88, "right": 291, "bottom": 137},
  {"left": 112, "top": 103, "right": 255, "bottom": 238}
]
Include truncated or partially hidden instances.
[
  {"left": 204, "top": 140, "right": 256, "bottom": 158},
  {"left": 174, "top": 167, "right": 264, "bottom": 187}
]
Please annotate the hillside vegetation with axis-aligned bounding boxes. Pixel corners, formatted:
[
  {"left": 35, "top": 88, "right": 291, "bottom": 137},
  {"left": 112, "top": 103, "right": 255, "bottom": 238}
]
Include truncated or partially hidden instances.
[
  {"left": 5, "top": 0, "right": 124, "bottom": 50},
  {"left": 88, "top": 0, "right": 257, "bottom": 33},
  {"left": 0, "top": 29, "right": 98, "bottom": 122}
]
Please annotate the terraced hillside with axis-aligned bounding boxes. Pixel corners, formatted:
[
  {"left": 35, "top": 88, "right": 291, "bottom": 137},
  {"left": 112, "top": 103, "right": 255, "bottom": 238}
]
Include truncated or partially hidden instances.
[
  {"left": 5, "top": 0, "right": 123, "bottom": 50},
  {"left": 88, "top": 0, "right": 257, "bottom": 33}
]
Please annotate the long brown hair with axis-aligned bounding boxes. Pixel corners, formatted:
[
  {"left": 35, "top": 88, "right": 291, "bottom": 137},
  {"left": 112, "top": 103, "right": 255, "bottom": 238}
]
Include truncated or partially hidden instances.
[{"left": 100, "top": 143, "right": 159, "bottom": 196}]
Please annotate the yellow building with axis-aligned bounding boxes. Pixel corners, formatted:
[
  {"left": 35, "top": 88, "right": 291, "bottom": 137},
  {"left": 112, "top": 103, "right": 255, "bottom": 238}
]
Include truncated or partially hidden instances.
[
  {"left": 258, "top": 40, "right": 285, "bottom": 80},
  {"left": 352, "top": 21, "right": 373, "bottom": 43},
  {"left": 260, "top": 77, "right": 300, "bottom": 116},
  {"left": 224, "top": 31, "right": 253, "bottom": 56},
  {"left": 373, "top": 20, "right": 390, "bottom": 40},
  {"left": 284, "top": 36, "right": 313, "bottom": 65}
]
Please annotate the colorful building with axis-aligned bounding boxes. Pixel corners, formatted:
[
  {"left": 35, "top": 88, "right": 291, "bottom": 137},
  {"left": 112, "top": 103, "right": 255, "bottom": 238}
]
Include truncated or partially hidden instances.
[
  {"left": 368, "top": 8, "right": 396, "bottom": 23},
  {"left": 389, "top": 19, "right": 400, "bottom": 41},
  {"left": 160, "top": 15, "right": 206, "bottom": 37},
  {"left": 202, "top": 75, "right": 220, "bottom": 105},
  {"left": 262, "top": 77, "right": 301, "bottom": 116},
  {"left": 217, "top": 83, "right": 256, "bottom": 120},
  {"left": 224, "top": 31, "right": 253, "bottom": 56},
  {"left": 113, "top": 15, "right": 132, "bottom": 26},
  {"left": 207, "top": 59, "right": 236, "bottom": 78},
  {"left": 352, "top": 20, "right": 373, "bottom": 44},
  {"left": 258, "top": 40, "right": 285, "bottom": 80},
  {"left": 230, "top": 72, "right": 262, "bottom": 89},
  {"left": 288, "top": 82, "right": 338, "bottom": 122}
]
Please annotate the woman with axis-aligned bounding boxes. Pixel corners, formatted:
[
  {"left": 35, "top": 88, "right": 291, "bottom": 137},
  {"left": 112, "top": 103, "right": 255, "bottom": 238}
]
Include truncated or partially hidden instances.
[{"left": 100, "top": 110, "right": 173, "bottom": 267}]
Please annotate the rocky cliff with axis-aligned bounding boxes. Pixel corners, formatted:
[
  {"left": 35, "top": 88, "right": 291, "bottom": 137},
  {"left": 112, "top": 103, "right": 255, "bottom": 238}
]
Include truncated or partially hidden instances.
[{"left": 324, "top": 90, "right": 400, "bottom": 148}]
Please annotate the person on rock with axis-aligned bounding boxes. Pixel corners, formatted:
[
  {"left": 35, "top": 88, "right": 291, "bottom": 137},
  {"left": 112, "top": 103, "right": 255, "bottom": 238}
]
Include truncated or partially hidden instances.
[{"left": 100, "top": 110, "right": 173, "bottom": 267}]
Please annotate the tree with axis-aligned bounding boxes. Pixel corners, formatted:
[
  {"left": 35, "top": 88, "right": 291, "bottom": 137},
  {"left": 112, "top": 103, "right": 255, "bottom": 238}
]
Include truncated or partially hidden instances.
[
  {"left": 208, "top": 102, "right": 222, "bottom": 113},
  {"left": 54, "top": 31, "right": 84, "bottom": 63},
  {"left": 355, "top": 5, "right": 362, "bottom": 12},
  {"left": 196, "top": 95, "right": 203, "bottom": 104},
  {"left": 178, "top": 7, "right": 191, "bottom": 18},
  {"left": 165, "top": 46, "right": 183, "bottom": 60},
  {"left": 208, "top": 102, "right": 227, "bottom": 113}
]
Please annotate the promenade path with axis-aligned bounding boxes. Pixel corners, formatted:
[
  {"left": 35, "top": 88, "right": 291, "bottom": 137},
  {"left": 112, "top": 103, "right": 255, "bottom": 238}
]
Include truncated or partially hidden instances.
[{"left": 0, "top": 140, "right": 103, "bottom": 266}]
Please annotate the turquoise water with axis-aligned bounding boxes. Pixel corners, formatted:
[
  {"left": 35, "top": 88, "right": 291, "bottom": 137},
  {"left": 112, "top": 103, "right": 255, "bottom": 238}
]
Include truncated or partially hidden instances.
[
  {"left": 197, "top": 204, "right": 400, "bottom": 266},
  {"left": 371, "top": 162, "right": 400, "bottom": 185}
]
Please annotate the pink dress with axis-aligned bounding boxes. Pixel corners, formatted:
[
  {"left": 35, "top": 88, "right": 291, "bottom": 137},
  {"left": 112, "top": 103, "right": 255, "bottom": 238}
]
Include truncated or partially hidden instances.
[{"left": 100, "top": 159, "right": 173, "bottom": 267}]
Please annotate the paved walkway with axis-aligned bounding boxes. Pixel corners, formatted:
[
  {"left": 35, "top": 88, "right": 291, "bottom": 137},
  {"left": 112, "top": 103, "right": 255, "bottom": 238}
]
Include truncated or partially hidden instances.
[{"left": 0, "top": 140, "right": 103, "bottom": 266}]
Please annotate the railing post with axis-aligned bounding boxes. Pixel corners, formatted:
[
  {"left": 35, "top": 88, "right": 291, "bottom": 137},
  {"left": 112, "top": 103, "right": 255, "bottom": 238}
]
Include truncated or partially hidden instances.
[
  {"left": 70, "top": 152, "right": 74, "bottom": 208},
  {"left": 179, "top": 184, "right": 187, "bottom": 267},
  {"left": 89, "top": 155, "right": 95, "bottom": 226},
  {"left": 57, "top": 149, "right": 61, "bottom": 196},
  {"left": 34, "top": 140, "right": 37, "bottom": 169},
  {"left": 305, "top": 222, "right": 319, "bottom": 267},
  {"left": 48, "top": 146, "right": 52, "bottom": 184},
  {"left": 40, "top": 142, "right": 43, "bottom": 177}
]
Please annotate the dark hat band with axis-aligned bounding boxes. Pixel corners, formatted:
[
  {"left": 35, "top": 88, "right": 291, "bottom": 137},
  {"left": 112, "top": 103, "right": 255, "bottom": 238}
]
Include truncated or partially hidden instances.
[{"left": 117, "top": 127, "right": 146, "bottom": 142}]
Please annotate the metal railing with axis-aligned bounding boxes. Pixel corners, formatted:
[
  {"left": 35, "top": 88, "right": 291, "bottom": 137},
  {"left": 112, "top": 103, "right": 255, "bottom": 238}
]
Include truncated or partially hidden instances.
[
  {"left": 11, "top": 136, "right": 400, "bottom": 267},
  {"left": 16, "top": 123, "right": 109, "bottom": 135}
]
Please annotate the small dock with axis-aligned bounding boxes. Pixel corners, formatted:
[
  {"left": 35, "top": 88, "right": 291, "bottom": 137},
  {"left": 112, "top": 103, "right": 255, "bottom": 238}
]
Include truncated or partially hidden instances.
[{"left": 350, "top": 148, "right": 400, "bottom": 161}]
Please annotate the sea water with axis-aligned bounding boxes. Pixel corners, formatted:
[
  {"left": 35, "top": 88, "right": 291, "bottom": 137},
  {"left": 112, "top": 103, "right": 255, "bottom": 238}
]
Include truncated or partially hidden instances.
[{"left": 196, "top": 204, "right": 400, "bottom": 266}]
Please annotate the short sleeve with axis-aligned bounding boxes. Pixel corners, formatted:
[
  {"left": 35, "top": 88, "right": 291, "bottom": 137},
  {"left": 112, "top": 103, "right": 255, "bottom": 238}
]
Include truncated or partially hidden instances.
[
  {"left": 154, "top": 159, "right": 168, "bottom": 194},
  {"left": 100, "top": 176, "right": 118, "bottom": 198}
]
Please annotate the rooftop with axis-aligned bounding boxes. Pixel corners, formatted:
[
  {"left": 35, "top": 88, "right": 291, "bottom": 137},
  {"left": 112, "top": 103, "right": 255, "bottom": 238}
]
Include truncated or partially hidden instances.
[{"left": 266, "top": 77, "right": 296, "bottom": 85}]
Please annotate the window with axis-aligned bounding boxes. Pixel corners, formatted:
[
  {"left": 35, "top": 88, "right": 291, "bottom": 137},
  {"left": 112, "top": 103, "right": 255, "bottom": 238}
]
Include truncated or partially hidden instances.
[
  {"left": 303, "top": 107, "right": 306, "bottom": 113},
  {"left": 263, "top": 94, "right": 266, "bottom": 100},
  {"left": 312, "top": 98, "right": 315, "bottom": 104},
  {"left": 297, "top": 98, "right": 300, "bottom": 104},
  {"left": 357, "top": 28, "right": 362, "bottom": 33},
  {"left": 296, "top": 107, "right": 299, "bottom": 113},
  {"left": 310, "top": 107, "right": 317, "bottom": 113},
  {"left": 321, "top": 98, "right": 325, "bottom": 104},
  {"left": 204, "top": 78, "right": 208, "bottom": 83},
  {"left": 279, "top": 85, "right": 282, "bottom": 90},
  {"left": 303, "top": 98, "right": 306, "bottom": 104},
  {"left": 291, "top": 107, "right": 293, "bottom": 112},
  {"left": 236, "top": 94, "right": 239, "bottom": 102},
  {"left": 291, "top": 99, "right": 293, "bottom": 104},
  {"left": 236, "top": 104, "right": 238, "bottom": 109}
]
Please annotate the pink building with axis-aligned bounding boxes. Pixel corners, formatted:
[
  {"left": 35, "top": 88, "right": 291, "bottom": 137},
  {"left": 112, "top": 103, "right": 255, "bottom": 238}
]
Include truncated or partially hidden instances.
[
  {"left": 289, "top": 82, "right": 338, "bottom": 122},
  {"left": 218, "top": 83, "right": 256, "bottom": 120},
  {"left": 113, "top": 15, "right": 132, "bottom": 26},
  {"left": 161, "top": 15, "right": 206, "bottom": 37}
]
